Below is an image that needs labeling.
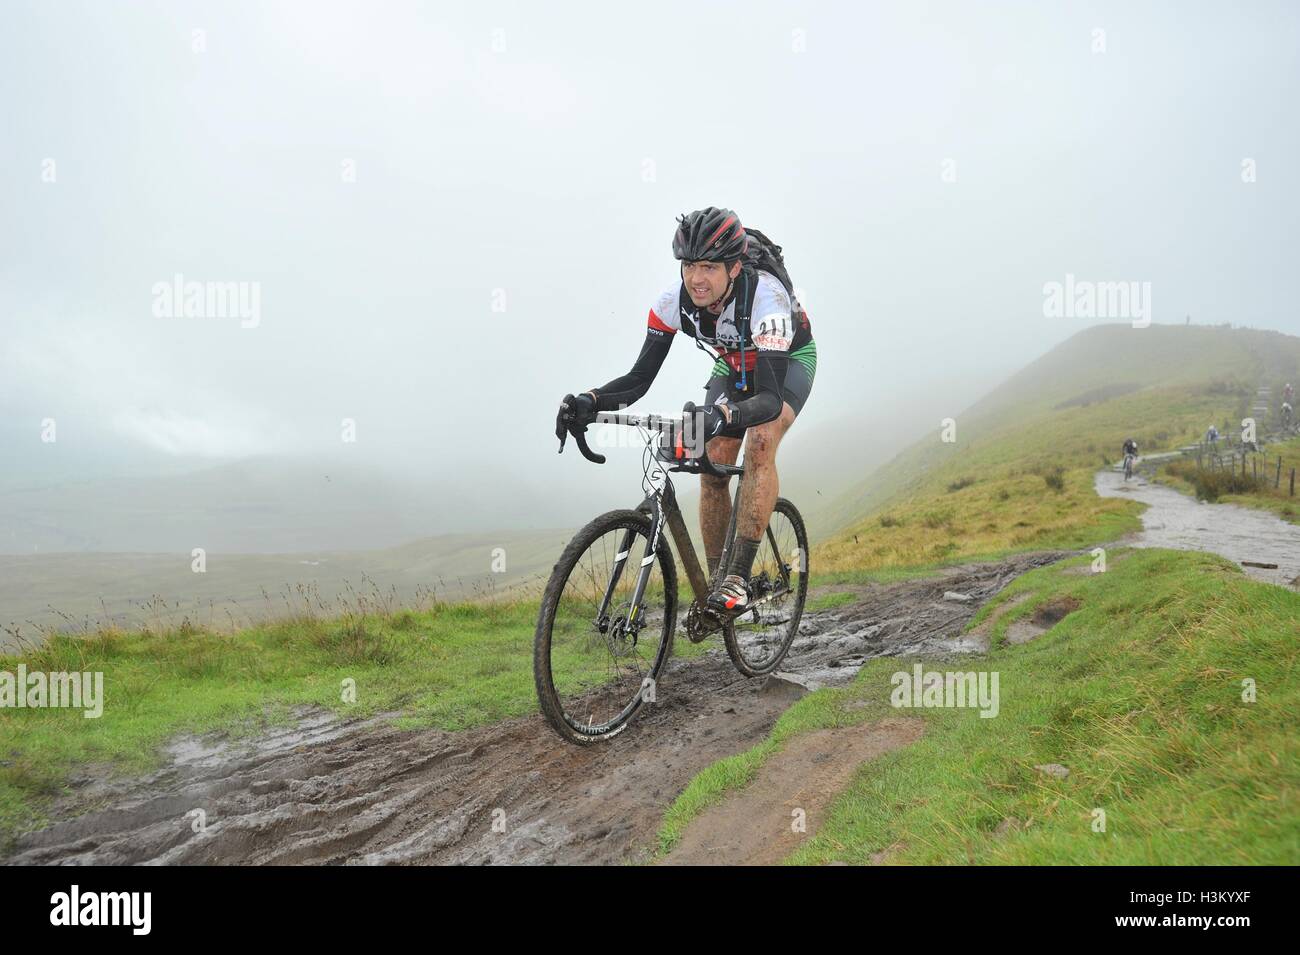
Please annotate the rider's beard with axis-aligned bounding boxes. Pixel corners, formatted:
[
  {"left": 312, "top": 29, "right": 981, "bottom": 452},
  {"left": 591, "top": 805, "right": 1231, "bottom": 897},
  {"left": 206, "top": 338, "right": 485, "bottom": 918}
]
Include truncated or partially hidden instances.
[{"left": 704, "top": 272, "right": 735, "bottom": 314}]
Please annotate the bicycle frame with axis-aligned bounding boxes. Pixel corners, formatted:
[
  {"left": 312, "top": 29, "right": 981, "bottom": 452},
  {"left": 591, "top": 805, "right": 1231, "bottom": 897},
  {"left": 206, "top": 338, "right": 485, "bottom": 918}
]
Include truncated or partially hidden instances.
[{"left": 573, "top": 408, "right": 794, "bottom": 639}]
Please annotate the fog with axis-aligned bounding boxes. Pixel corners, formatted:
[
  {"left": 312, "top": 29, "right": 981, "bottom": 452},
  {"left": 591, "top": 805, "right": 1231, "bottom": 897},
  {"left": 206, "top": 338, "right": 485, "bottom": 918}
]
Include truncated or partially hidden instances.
[{"left": 3, "top": 0, "right": 1298, "bottom": 551}]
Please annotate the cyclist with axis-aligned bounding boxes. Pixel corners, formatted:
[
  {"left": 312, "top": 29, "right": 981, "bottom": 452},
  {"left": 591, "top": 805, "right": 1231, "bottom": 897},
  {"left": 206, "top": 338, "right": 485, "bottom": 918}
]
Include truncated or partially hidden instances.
[
  {"left": 1121, "top": 437, "right": 1138, "bottom": 479},
  {"left": 1284, "top": 382, "right": 1294, "bottom": 405},
  {"left": 557, "top": 207, "right": 816, "bottom": 616},
  {"left": 1206, "top": 424, "right": 1220, "bottom": 446}
]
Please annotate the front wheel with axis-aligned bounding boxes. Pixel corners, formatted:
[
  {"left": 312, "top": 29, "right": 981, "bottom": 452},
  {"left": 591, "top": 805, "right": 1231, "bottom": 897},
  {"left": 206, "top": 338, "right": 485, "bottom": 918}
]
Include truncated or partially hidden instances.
[
  {"left": 534, "top": 509, "right": 677, "bottom": 745},
  {"left": 723, "top": 497, "right": 809, "bottom": 677}
]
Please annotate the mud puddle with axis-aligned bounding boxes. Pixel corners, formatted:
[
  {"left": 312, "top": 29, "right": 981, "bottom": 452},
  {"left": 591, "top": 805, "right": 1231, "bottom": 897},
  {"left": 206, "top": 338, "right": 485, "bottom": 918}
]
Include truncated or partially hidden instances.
[
  {"left": 1095, "top": 468, "right": 1300, "bottom": 587},
  {"left": 4, "top": 552, "right": 1067, "bottom": 866}
]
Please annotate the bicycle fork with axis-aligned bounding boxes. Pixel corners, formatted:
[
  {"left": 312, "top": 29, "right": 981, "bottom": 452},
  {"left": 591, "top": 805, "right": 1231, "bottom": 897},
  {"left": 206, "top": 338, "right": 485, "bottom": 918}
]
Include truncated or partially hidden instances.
[
  {"left": 591, "top": 487, "right": 674, "bottom": 642},
  {"left": 593, "top": 522, "right": 652, "bottom": 641}
]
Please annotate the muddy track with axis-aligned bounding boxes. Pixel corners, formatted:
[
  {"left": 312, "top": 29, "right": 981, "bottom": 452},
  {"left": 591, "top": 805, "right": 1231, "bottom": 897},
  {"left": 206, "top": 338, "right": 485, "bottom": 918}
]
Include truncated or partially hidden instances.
[{"left": 4, "top": 551, "right": 1069, "bottom": 866}]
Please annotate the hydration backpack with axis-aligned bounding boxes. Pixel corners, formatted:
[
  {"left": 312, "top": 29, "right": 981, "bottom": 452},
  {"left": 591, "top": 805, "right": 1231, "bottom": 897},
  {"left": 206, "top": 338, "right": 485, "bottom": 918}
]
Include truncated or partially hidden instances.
[{"left": 742, "top": 228, "right": 798, "bottom": 303}]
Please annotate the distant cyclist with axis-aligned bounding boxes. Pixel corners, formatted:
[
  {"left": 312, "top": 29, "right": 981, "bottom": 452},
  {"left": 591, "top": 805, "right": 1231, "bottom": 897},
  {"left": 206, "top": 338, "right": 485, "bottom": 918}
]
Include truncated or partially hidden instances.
[
  {"left": 1206, "top": 424, "right": 1220, "bottom": 446},
  {"left": 1121, "top": 437, "right": 1138, "bottom": 480},
  {"left": 1284, "top": 382, "right": 1294, "bottom": 405}
]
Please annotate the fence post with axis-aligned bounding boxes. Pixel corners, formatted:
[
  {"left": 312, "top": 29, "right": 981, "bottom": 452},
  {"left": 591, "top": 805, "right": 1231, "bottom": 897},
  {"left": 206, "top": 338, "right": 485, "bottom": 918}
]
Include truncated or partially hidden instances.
[
  {"left": 1278, "top": 456, "right": 1283, "bottom": 489},
  {"left": 1292, "top": 467, "right": 1296, "bottom": 497}
]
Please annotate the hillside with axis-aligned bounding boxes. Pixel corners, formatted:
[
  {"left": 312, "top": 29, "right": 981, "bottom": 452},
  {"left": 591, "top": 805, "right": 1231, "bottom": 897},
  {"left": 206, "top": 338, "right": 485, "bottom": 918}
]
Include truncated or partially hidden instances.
[
  {"left": 814, "top": 324, "right": 1300, "bottom": 572},
  {"left": 4, "top": 322, "right": 1298, "bottom": 863}
]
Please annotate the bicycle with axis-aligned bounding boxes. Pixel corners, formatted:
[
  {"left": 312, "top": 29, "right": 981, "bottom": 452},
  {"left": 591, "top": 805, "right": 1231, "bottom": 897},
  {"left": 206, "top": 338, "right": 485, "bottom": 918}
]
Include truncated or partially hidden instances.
[
  {"left": 1123, "top": 452, "right": 1136, "bottom": 481},
  {"left": 535, "top": 402, "right": 810, "bottom": 745}
]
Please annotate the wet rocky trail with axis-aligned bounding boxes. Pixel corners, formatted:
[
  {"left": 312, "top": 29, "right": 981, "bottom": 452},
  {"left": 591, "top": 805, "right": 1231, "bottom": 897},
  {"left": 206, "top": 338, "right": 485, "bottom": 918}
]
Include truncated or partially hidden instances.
[
  {"left": 4, "top": 551, "right": 1069, "bottom": 866},
  {"left": 1095, "top": 462, "right": 1300, "bottom": 588}
]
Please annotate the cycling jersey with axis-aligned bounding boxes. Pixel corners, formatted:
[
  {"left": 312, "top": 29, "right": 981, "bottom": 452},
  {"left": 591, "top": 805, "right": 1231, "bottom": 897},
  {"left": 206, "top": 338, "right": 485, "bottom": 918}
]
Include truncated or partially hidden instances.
[
  {"left": 650, "top": 270, "right": 814, "bottom": 370},
  {"left": 591, "top": 268, "right": 815, "bottom": 430}
]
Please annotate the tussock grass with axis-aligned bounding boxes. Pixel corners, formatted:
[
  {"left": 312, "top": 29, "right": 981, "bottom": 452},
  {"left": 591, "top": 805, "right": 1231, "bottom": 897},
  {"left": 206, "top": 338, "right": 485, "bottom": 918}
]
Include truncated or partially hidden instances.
[
  {"left": 1160, "top": 436, "right": 1300, "bottom": 523},
  {"left": 1164, "top": 459, "right": 1269, "bottom": 502}
]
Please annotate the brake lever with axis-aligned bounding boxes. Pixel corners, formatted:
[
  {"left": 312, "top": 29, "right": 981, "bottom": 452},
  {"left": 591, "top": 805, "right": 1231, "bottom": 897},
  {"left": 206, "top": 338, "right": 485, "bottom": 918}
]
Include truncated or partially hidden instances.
[{"left": 556, "top": 395, "right": 575, "bottom": 453}]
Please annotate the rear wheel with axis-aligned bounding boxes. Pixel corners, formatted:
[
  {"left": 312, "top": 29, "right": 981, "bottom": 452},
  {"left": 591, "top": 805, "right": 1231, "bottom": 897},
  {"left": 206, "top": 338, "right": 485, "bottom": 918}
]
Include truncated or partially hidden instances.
[
  {"left": 534, "top": 509, "right": 677, "bottom": 745},
  {"left": 723, "top": 498, "right": 809, "bottom": 677}
]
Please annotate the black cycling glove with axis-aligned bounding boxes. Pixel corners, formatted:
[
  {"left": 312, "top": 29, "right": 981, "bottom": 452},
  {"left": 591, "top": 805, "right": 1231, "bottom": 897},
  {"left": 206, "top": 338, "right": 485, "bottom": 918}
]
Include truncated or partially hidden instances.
[
  {"left": 697, "top": 403, "right": 733, "bottom": 439},
  {"left": 556, "top": 392, "right": 598, "bottom": 442}
]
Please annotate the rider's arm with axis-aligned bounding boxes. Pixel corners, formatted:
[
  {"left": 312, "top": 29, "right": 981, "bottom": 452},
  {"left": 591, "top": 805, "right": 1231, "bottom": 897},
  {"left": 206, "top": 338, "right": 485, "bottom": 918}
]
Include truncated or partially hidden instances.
[
  {"left": 725, "top": 277, "right": 793, "bottom": 429},
  {"left": 587, "top": 311, "right": 676, "bottom": 412},
  {"left": 727, "top": 351, "right": 789, "bottom": 428}
]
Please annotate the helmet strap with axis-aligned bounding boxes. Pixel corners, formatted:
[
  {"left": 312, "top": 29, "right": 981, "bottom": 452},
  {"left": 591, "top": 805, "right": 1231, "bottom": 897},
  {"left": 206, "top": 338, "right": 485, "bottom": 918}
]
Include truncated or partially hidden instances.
[{"left": 705, "top": 266, "right": 739, "bottom": 313}]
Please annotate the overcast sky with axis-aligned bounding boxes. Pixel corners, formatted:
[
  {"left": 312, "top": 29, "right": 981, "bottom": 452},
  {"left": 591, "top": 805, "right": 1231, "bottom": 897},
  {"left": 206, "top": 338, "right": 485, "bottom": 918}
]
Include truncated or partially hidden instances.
[{"left": 3, "top": 1, "right": 1298, "bottom": 500}]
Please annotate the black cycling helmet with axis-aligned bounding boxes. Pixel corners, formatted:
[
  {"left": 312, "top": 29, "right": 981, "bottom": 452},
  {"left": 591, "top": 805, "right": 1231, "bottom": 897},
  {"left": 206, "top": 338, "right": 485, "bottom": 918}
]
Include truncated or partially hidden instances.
[{"left": 672, "top": 207, "right": 748, "bottom": 263}]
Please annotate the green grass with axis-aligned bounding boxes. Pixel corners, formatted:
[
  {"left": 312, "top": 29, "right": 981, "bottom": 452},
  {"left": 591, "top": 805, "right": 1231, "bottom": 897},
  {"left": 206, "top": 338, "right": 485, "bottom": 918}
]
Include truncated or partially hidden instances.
[
  {"left": 804, "top": 591, "right": 861, "bottom": 613},
  {"left": 817, "top": 380, "right": 1252, "bottom": 572},
  {"left": 656, "top": 549, "right": 1300, "bottom": 864},
  {"left": 812, "top": 323, "right": 1279, "bottom": 545}
]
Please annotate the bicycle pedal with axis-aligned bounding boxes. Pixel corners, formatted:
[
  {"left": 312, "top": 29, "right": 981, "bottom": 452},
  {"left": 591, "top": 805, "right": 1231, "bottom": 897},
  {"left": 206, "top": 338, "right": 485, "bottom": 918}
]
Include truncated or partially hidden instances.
[{"left": 707, "top": 601, "right": 750, "bottom": 622}]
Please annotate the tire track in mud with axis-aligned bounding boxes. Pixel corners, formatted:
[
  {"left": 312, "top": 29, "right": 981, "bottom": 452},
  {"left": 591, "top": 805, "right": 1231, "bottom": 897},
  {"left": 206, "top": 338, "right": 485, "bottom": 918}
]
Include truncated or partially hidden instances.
[
  {"left": 658, "top": 717, "right": 927, "bottom": 866},
  {"left": 4, "top": 551, "right": 1069, "bottom": 866}
]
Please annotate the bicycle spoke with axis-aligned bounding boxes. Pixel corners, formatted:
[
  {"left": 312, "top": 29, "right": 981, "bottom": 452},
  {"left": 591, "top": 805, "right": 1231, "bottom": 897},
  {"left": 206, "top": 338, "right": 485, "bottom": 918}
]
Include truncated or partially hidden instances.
[
  {"left": 544, "top": 518, "right": 672, "bottom": 736},
  {"left": 724, "top": 501, "right": 808, "bottom": 675}
]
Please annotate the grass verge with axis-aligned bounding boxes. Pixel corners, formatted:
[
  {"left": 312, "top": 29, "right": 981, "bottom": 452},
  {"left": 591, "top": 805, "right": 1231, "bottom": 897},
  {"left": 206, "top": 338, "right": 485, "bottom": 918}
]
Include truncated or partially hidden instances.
[{"left": 656, "top": 548, "right": 1300, "bottom": 864}]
